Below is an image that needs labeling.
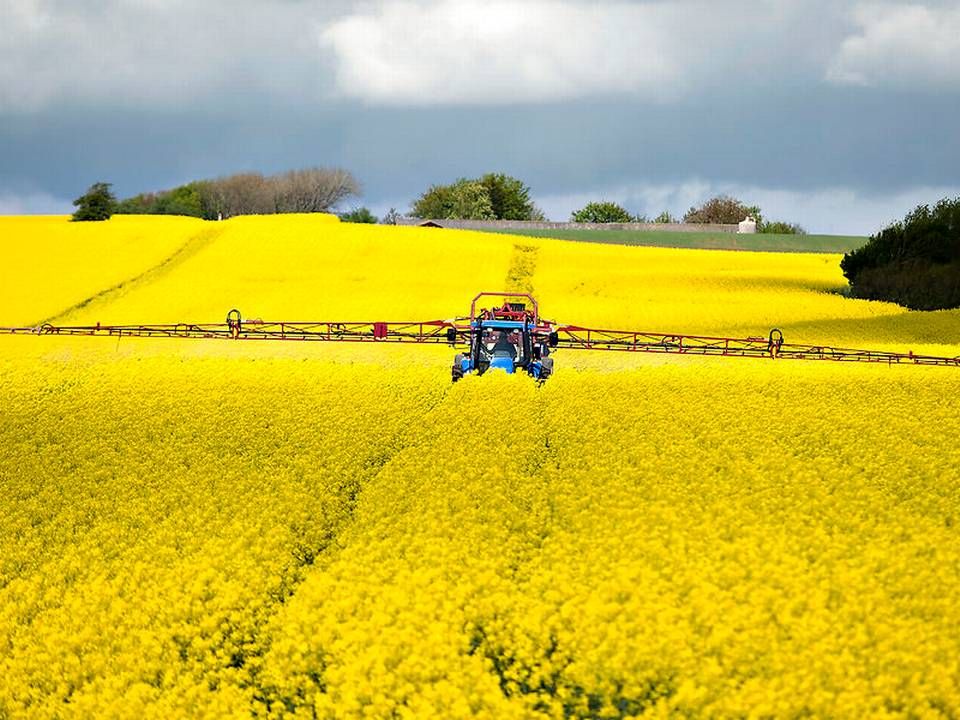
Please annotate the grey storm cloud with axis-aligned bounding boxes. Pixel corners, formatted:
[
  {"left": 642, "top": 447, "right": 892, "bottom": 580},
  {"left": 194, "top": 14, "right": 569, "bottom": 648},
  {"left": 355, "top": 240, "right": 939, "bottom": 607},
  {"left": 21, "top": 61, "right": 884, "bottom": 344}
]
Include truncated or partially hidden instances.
[
  {"left": 1, "top": 0, "right": 959, "bottom": 233},
  {"left": 0, "top": 0, "right": 349, "bottom": 111}
]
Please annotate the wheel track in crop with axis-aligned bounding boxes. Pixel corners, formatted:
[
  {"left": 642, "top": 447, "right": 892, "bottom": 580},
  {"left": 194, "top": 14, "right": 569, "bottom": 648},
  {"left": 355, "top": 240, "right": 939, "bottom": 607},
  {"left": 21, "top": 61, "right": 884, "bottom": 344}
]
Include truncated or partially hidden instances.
[
  {"left": 245, "top": 381, "right": 456, "bottom": 713},
  {"left": 504, "top": 242, "right": 539, "bottom": 295},
  {"left": 37, "top": 225, "right": 226, "bottom": 326},
  {"left": 249, "top": 379, "right": 568, "bottom": 715}
]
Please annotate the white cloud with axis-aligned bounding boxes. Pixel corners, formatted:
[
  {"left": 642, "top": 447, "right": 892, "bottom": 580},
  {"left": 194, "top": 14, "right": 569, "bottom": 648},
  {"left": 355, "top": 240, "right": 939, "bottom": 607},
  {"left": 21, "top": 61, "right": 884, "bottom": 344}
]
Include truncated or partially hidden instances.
[
  {"left": 827, "top": 3, "right": 960, "bottom": 88},
  {"left": 321, "top": 0, "right": 684, "bottom": 104},
  {"left": 0, "top": 191, "right": 71, "bottom": 214},
  {"left": 320, "top": 0, "right": 842, "bottom": 105},
  {"left": 534, "top": 180, "right": 960, "bottom": 235}
]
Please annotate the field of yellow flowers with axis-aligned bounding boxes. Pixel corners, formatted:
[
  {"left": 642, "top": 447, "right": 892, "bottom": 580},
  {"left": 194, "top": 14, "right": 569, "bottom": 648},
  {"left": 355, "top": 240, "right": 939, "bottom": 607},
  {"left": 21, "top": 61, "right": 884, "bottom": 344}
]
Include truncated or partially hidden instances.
[{"left": 1, "top": 214, "right": 959, "bottom": 718}]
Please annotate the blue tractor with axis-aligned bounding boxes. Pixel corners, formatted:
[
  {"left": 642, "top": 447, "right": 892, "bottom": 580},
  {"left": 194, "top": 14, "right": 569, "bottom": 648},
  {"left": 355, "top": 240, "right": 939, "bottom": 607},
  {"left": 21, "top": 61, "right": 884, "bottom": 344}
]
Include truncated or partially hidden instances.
[{"left": 450, "top": 292, "right": 555, "bottom": 382}]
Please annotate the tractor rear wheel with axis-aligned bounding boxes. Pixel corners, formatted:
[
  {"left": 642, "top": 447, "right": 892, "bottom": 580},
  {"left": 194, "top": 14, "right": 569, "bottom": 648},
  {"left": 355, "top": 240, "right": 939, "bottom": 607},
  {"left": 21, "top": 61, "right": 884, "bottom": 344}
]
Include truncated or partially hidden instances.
[
  {"left": 539, "top": 357, "right": 554, "bottom": 381},
  {"left": 452, "top": 354, "right": 465, "bottom": 382}
]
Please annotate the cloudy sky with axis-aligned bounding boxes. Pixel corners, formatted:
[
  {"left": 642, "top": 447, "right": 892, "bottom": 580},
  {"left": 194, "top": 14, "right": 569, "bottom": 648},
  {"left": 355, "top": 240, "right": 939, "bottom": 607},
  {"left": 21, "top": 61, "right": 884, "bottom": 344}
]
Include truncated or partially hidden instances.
[{"left": 2, "top": 0, "right": 959, "bottom": 233}]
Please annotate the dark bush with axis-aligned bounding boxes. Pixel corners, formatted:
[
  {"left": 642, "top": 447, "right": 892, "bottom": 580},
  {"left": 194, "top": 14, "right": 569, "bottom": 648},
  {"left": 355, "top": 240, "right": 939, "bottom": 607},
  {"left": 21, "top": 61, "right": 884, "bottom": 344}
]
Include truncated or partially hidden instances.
[
  {"left": 841, "top": 197, "right": 960, "bottom": 310},
  {"left": 684, "top": 195, "right": 760, "bottom": 225},
  {"left": 72, "top": 182, "right": 117, "bottom": 221},
  {"left": 339, "top": 207, "right": 377, "bottom": 223},
  {"left": 570, "top": 201, "right": 634, "bottom": 223},
  {"left": 155, "top": 183, "right": 204, "bottom": 217},
  {"left": 116, "top": 183, "right": 206, "bottom": 218},
  {"left": 115, "top": 192, "right": 160, "bottom": 214},
  {"left": 760, "top": 220, "right": 805, "bottom": 235}
]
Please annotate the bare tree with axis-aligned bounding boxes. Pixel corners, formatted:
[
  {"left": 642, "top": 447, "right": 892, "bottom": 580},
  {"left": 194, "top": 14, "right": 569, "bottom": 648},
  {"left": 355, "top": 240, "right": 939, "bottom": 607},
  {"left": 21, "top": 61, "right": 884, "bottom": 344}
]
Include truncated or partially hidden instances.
[
  {"left": 273, "top": 167, "right": 359, "bottom": 213},
  {"left": 201, "top": 173, "right": 271, "bottom": 218},
  {"left": 200, "top": 167, "right": 360, "bottom": 218}
]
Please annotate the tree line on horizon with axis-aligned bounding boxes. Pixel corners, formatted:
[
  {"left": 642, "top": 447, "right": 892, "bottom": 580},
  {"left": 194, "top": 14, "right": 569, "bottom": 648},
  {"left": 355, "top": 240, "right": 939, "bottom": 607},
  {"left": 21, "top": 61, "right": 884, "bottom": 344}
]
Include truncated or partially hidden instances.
[
  {"left": 113, "top": 168, "right": 360, "bottom": 220},
  {"left": 564, "top": 196, "right": 805, "bottom": 234},
  {"left": 73, "top": 170, "right": 802, "bottom": 233},
  {"left": 409, "top": 178, "right": 804, "bottom": 234}
]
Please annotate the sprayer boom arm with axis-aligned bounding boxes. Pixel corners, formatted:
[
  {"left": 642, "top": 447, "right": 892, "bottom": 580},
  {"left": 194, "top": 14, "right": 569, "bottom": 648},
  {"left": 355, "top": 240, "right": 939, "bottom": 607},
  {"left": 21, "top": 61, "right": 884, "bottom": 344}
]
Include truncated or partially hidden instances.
[{"left": 2, "top": 303, "right": 957, "bottom": 368}]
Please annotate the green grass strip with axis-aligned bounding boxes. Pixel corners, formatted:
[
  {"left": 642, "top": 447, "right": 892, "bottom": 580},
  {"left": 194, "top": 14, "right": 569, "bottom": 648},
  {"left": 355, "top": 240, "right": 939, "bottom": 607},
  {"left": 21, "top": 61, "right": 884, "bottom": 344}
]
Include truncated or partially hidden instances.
[{"left": 491, "top": 228, "right": 868, "bottom": 254}]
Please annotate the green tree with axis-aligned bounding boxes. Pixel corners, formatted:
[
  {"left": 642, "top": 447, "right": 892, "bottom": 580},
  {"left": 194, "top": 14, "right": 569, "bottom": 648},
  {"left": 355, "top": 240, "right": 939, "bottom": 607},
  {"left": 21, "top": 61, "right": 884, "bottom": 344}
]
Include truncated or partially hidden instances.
[
  {"left": 654, "top": 210, "right": 676, "bottom": 223},
  {"left": 412, "top": 174, "right": 541, "bottom": 220},
  {"left": 339, "top": 207, "right": 378, "bottom": 223},
  {"left": 684, "top": 195, "right": 760, "bottom": 225},
  {"left": 841, "top": 197, "right": 960, "bottom": 310},
  {"left": 570, "top": 201, "right": 634, "bottom": 223},
  {"left": 479, "top": 173, "right": 543, "bottom": 220},
  {"left": 411, "top": 178, "right": 495, "bottom": 220},
  {"left": 72, "top": 182, "right": 117, "bottom": 221},
  {"left": 116, "top": 184, "right": 205, "bottom": 218},
  {"left": 411, "top": 183, "right": 457, "bottom": 219},
  {"left": 449, "top": 179, "right": 496, "bottom": 220},
  {"left": 115, "top": 193, "right": 159, "bottom": 214},
  {"left": 155, "top": 183, "right": 204, "bottom": 217}
]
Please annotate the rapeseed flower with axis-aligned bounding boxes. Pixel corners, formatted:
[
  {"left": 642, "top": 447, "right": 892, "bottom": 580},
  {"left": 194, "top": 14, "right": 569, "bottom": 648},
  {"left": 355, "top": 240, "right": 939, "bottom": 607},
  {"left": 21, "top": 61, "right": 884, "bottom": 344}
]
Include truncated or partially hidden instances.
[{"left": 0, "top": 215, "right": 958, "bottom": 717}]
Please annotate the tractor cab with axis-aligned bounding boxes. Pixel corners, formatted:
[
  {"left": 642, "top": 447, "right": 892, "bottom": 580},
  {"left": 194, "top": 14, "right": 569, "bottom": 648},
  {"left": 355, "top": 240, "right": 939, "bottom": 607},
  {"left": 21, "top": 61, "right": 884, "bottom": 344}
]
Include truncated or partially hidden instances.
[
  {"left": 476, "top": 320, "right": 528, "bottom": 374},
  {"left": 451, "top": 293, "right": 554, "bottom": 382}
]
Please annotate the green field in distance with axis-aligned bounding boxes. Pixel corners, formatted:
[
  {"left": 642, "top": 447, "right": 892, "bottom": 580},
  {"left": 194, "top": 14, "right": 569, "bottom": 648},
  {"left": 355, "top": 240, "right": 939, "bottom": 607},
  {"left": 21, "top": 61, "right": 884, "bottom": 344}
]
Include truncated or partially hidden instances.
[{"left": 493, "top": 227, "right": 868, "bottom": 253}]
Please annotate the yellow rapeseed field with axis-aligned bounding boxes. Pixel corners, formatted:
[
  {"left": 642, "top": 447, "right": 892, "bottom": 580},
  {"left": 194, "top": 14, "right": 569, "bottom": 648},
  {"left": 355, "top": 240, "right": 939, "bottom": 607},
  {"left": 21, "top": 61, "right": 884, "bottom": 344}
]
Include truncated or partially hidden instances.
[
  {"left": 0, "top": 215, "right": 208, "bottom": 326},
  {"left": 1, "top": 215, "right": 959, "bottom": 718}
]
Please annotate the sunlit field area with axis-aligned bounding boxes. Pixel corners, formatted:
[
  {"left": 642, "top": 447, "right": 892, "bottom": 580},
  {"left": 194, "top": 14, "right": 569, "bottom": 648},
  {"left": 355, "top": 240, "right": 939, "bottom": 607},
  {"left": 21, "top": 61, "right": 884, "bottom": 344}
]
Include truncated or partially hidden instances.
[{"left": 2, "top": 215, "right": 959, "bottom": 718}]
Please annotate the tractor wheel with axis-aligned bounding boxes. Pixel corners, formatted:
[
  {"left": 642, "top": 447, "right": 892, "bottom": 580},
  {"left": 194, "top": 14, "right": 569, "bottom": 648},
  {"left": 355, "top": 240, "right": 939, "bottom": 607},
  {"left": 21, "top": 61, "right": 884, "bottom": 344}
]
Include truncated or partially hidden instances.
[
  {"left": 540, "top": 357, "right": 554, "bottom": 381},
  {"left": 452, "top": 354, "right": 465, "bottom": 382}
]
